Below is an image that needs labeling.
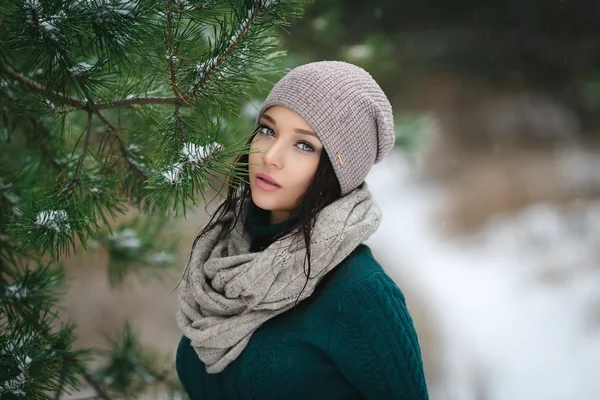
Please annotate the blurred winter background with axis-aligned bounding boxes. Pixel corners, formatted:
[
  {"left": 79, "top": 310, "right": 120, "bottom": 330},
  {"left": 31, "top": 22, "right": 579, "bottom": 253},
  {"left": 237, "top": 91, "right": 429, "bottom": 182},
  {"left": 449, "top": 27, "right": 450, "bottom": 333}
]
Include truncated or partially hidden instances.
[{"left": 59, "top": 1, "right": 600, "bottom": 399}]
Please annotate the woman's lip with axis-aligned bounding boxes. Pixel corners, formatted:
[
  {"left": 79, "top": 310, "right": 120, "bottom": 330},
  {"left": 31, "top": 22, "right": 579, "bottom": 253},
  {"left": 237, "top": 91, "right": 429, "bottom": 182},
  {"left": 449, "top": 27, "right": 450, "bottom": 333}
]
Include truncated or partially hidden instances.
[
  {"left": 255, "top": 176, "right": 281, "bottom": 191},
  {"left": 256, "top": 172, "right": 280, "bottom": 187}
]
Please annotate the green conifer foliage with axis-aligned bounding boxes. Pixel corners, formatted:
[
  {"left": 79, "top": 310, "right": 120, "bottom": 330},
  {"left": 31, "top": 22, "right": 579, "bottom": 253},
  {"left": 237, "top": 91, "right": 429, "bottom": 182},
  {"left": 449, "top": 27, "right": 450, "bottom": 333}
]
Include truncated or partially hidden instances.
[{"left": 0, "top": 1, "right": 306, "bottom": 398}]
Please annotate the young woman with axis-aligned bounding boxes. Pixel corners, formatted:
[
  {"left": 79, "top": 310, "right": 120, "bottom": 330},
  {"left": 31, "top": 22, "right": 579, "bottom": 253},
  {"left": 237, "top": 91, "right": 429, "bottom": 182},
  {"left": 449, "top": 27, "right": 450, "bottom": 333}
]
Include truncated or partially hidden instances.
[{"left": 176, "top": 61, "right": 429, "bottom": 399}]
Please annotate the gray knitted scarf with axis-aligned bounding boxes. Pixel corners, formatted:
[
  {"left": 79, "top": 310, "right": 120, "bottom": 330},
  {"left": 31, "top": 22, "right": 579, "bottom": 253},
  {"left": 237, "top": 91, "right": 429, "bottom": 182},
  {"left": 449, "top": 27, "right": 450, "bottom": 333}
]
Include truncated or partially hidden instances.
[{"left": 176, "top": 183, "right": 381, "bottom": 373}]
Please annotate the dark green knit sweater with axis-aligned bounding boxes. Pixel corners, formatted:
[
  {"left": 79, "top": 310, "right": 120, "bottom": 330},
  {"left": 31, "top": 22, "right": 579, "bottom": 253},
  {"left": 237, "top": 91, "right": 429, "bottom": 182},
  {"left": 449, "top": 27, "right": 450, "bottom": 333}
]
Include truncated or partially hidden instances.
[{"left": 176, "top": 204, "right": 428, "bottom": 399}]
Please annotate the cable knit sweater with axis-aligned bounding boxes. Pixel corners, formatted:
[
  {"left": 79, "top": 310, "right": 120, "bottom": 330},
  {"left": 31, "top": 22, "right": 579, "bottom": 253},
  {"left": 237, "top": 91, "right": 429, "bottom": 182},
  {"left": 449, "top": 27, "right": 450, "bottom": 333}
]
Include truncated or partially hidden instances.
[{"left": 176, "top": 204, "right": 428, "bottom": 400}]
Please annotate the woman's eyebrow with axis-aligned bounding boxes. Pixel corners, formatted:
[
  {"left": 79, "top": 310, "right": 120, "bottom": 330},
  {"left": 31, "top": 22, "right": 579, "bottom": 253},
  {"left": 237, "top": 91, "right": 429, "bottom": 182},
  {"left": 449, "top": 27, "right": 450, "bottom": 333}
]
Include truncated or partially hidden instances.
[
  {"left": 260, "top": 114, "right": 277, "bottom": 126},
  {"left": 295, "top": 128, "right": 319, "bottom": 138},
  {"left": 261, "top": 113, "right": 318, "bottom": 138}
]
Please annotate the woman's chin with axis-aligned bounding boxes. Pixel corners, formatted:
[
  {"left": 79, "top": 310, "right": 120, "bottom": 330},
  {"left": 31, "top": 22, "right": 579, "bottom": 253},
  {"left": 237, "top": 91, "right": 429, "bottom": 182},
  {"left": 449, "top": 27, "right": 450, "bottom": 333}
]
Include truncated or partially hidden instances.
[{"left": 250, "top": 189, "right": 276, "bottom": 211}]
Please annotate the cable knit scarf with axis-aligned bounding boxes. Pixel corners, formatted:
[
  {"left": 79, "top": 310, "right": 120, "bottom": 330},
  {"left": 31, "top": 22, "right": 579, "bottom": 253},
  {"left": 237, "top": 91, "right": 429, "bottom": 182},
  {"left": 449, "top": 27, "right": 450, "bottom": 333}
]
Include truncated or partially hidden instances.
[{"left": 176, "top": 183, "right": 381, "bottom": 373}]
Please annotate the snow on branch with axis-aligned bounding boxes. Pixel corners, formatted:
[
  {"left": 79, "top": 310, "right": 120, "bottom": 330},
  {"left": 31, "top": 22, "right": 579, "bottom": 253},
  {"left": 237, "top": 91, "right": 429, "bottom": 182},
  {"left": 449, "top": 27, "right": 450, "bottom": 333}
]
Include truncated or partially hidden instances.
[
  {"left": 181, "top": 142, "right": 221, "bottom": 163},
  {"left": 25, "top": 0, "right": 67, "bottom": 41},
  {"left": 161, "top": 162, "right": 184, "bottom": 185},
  {"left": 195, "top": 56, "right": 219, "bottom": 82},
  {"left": 161, "top": 142, "right": 221, "bottom": 185},
  {"left": 0, "top": 334, "right": 37, "bottom": 356},
  {"left": 0, "top": 355, "right": 32, "bottom": 397},
  {"left": 95, "top": 0, "right": 140, "bottom": 23},
  {"left": 105, "top": 228, "right": 142, "bottom": 251},
  {"left": 257, "top": 0, "right": 278, "bottom": 7},
  {"left": 189, "top": 1, "right": 269, "bottom": 98},
  {"left": 68, "top": 62, "right": 95, "bottom": 77},
  {"left": 4, "top": 283, "right": 28, "bottom": 302},
  {"left": 34, "top": 210, "right": 71, "bottom": 234}
]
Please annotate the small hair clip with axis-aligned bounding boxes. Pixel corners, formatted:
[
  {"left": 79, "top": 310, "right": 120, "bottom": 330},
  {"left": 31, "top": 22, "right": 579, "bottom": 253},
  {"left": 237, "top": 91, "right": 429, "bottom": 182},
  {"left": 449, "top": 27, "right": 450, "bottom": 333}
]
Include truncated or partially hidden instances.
[{"left": 337, "top": 153, "right": 344, "bottom": 165}]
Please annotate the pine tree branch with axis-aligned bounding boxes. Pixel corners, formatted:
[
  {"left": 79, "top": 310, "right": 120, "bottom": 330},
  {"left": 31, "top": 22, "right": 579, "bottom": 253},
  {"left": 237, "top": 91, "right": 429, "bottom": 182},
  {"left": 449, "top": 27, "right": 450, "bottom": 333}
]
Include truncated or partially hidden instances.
[
  {"left": 187, "top": 3, "right": 264, "bottom": 100},
  {"left": 166, "top": 0, "right": 185, "bottom": 145},
  {"left": 37, "top": 136, "right": 65, "bottom": 171},
  {"left": 54, "top": 370, "right": 67, "bottom": 400},
  {"left": 72, "top": 109, "right": 94, "bottom": 184},
  {"left": 5, "top": 67, "right": 182, "bottom": 112},
  {"left": 165, "top": 1, "right": 179, "bottom": 99},
  {"left": 0, "top": 234, "right": 17, "bottom": 249},
  {"left": 93, "top": 111, "right": 149, "bottom": 181},
  {"left": 5, "top": 2, "right": 276, "bottom": 115},
  {"left": 5, "top": 67, "right": 85, "bottom": 109},
  {"left": 93, "top": 96, "right": 179, "bottom": 109},
  {"left": 174, "top": 102, "right": 184, "bottom": 144},
  {"left": 2, "top": 98, "right": 63, "bottom": 171},
  {"left": 62, "top": 85, "right": 97, "bottom": 194},
  {"left": 19, "top": 116, "right": 64, "bottom": 171},
  {"left": 4, "top": 68, "right": 179, "bottom": 112},
  {"left": 2, "top": 1, "right": 304, "bottom": 398},
  {"left": 81, "top": 370, "right": 112, "bottom": 400}
]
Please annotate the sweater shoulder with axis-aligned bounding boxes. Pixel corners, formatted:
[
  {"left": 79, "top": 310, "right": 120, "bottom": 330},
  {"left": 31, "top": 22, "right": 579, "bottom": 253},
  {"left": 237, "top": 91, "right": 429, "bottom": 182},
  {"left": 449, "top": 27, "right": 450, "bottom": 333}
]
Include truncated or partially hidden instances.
[
  {"left": 328, "top": 243, "right": 386, "bottom": 290},
  {"left": 300, "top": 244, "right": 385, "bottom": 319},
  {"left": 327, "top": 260, "right": 429, "bottom": 399}
]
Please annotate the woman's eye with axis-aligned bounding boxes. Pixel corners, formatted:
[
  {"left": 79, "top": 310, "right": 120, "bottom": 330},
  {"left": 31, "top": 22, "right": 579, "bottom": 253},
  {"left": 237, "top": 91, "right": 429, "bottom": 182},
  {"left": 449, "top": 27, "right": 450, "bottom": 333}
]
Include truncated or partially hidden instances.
[
  {"left": 297, "top": 142, "right": 314, "bottom": 152},
  {"left": 259, "top": 125, "right": 274, "bottom": 136}
]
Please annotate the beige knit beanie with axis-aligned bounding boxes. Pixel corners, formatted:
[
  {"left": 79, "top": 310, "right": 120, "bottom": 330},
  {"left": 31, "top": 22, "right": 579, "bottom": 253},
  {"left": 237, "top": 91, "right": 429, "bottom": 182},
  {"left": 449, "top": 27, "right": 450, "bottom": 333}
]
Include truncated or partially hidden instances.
[{"left": 257, "top": 61, "right": 396, "bottom": 196}]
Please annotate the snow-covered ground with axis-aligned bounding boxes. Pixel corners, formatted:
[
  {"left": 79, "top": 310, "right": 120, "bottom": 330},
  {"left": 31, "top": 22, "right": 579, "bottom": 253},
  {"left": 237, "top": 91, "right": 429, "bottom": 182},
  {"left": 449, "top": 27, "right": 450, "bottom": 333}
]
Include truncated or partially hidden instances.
[{"left": 366, "top": 151, "right": 600, "bottom": 400}]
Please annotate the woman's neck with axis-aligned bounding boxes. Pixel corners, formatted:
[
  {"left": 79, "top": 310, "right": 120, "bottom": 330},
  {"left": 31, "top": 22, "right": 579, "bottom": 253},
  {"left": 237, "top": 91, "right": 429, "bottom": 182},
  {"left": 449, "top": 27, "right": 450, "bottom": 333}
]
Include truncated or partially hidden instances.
[
  {"left": 269, "top": 210, "right": 292, "bottom": 225},
  {"left": 246, "top": 201, "right": 296, "bottom": 239},
  {"left": 246, "top": 202, "right": 297, "bottom": 252}
]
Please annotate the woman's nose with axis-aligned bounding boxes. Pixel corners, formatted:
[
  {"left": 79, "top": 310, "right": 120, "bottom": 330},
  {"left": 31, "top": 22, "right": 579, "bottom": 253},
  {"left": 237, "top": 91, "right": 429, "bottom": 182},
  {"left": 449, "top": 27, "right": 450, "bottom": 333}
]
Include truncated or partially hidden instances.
[{"left": 261, "top": 139, "right": 284, "bottom": 168}]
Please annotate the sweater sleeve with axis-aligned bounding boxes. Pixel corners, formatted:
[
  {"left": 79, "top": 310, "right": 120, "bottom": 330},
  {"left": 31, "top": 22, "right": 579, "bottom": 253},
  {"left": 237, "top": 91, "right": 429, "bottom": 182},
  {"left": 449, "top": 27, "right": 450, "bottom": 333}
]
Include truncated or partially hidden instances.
[
  {"left": 176, "top": 335, "right": 196, "bottom": 400},
  {"left": 328, "top": 272, "right": 429, "bottom": 400}
]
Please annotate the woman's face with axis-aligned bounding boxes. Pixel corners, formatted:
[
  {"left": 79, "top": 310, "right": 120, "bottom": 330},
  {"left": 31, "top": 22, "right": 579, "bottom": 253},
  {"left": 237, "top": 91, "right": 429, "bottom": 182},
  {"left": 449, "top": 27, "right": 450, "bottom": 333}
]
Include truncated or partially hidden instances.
[{"left": 249, "top": 105, "right": 324, "bottom": 224}]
